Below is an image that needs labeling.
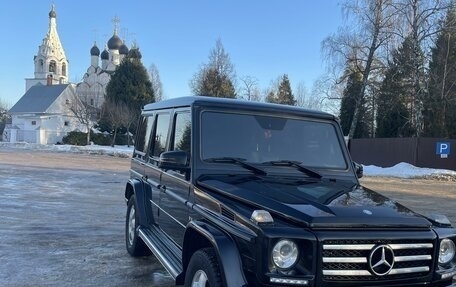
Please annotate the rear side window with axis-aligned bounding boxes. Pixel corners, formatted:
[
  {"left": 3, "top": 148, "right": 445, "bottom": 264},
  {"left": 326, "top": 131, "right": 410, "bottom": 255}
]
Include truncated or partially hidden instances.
[
  {"left": 151, "top": 112, "right": 171, "bottom": 158},
  {"left": 134, "top": 116, "right": 154, "bottom": 157},
  {"left": 172, "top": 112, "right": 191, "bottom": 154}
]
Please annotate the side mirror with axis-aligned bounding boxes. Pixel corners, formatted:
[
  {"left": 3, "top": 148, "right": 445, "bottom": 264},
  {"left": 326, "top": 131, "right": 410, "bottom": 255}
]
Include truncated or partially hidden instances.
[
  {"left": 353, "top": 162, "right": 363, "bottom": 178},
  {"left": 159, "top": 151, "right": 190, "bottom": 172}
]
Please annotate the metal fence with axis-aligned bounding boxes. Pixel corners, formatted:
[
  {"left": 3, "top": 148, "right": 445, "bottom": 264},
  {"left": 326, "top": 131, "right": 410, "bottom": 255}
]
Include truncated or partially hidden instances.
[{"left": 349, "top": 137, "right": 456, "bottom": 171}]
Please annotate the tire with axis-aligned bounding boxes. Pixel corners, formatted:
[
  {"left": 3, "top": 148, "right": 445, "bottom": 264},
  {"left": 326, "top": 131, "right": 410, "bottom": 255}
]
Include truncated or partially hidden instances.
[
  {"left": 184, "top": 248, "right": 223, "bottom": 287},
  {"left": 125, "top": 195, "right": 150, "bottom": 256}
]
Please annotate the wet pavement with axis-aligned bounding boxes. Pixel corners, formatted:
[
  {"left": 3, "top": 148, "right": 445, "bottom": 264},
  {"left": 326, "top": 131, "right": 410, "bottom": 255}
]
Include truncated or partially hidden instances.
[{"left": 0, "top": 149, "right": 174, "bottom": 287}]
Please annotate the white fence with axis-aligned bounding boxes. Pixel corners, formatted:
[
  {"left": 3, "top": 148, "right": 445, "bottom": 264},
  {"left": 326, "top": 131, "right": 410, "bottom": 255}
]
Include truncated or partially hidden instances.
[{"left": 3, "top": 126, "right": 68, "bottom": 144}]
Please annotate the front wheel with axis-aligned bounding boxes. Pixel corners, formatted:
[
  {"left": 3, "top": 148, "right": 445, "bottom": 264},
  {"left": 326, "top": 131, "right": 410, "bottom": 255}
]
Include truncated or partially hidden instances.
[
  {"left": 125, "top": 195, "right": 150, "bottom": 256},
  {"left": 184, "top": 248, "right": 223, "bottom": 287}
]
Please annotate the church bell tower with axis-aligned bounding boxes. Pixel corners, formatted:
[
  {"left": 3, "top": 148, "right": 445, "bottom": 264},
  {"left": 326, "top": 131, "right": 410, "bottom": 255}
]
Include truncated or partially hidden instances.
[{"left": 26, "top": 5, "right": 69, "bottom": 91}]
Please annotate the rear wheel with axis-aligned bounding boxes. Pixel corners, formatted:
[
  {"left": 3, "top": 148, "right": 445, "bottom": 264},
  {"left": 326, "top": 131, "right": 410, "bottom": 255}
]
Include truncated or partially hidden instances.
[
  {"left": 125, "top": 195, "right": 150, "bottom": 256},
  {"left": 185, "top": 248, "right": 223, "bottom": 287}
]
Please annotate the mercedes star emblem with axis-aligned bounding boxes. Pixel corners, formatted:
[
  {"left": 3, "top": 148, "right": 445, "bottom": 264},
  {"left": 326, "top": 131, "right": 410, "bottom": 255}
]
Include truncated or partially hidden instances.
[{"left": 369, "top": 245, "right": 395, "bottom": 276}]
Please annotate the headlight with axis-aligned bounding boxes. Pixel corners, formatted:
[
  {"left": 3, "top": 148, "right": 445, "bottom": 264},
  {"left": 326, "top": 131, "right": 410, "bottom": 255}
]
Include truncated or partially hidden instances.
[
  {"left": 272, "top": 239, "right": 299, "bottom": 269},
  {"left": 439, "top": 239, "right": 455, "bottom": 265}
]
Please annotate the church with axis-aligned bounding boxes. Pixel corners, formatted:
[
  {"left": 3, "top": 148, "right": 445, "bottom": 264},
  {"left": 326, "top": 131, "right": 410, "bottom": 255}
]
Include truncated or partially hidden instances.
[
  {"left": 75, "top": 16, "right": 131, "bottom": 109},
  {"left": 4, "top": 5, "right": 134, "bottom": 144}
]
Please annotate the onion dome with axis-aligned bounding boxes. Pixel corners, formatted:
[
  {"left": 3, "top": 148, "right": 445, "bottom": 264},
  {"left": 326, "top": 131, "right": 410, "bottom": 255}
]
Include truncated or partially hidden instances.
[
  {"left": 101, "top": 49, "right": 109, "bottom": 60},
  {"left": 49, "top": 5, "right": 56, "bottom": 18},
  {"left": 107, "top": 34, "right": 122, "bottom": 50},
  {"left": 128, "top": 47, "right": 142, "bottom": 59},
  {"left": 119, "top": 43, "right": 129, "bottom": 55},
  {"left": 90, "top": 43, "right": 100, "bottom": 56}
]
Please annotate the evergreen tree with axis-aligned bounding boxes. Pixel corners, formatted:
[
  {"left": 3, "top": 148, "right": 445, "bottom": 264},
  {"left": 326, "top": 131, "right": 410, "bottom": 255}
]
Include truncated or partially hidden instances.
[
  {"left": 191, "top": 39, "right": 236, "bottom": 98},
  {"left": 266, "top": 74, "right": 296, "bottom": 105},
  {"left": 197, "top": 67, "right": 236, "bottom": 98},
  {"left": 376, "top": 36, "right": 420, "bottom": 137},
  {"left": 339, "top": 66, "right": 369, "bottom": 138},
  {"left": 102, "top": 48, "right": 154, "bottom": 143},
  {"left": 106, "top": 48, "right": 155, "bottom": 111},
  {"left": 425, "top": 8, "right": 456, "bottom": 138}
]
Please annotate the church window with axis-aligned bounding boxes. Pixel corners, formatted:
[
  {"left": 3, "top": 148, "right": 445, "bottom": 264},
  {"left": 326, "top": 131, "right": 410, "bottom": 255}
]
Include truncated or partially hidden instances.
[
  {"left": 39, "top": 59, "right": 44, "bottom": 72},
  {"left": 64, "top": 121, "right": 69, "bottom": 126},
  {"left": 62, "top": 63, "right": 67, "bottom": 76},
  {"left": 49, "top": 60, "right": 56, "bottom": 73},
  {"left": 31, "top": 121, "right": 36, "bottom": 126},
  {"left": 90, "top": 99, "right": 94, "bottom": 106},
  {"left": 65, "top": 99, "right": 70, "bottom": 105}
]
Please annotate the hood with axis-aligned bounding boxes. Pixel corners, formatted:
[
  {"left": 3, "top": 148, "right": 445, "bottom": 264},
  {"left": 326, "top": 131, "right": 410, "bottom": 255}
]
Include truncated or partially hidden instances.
[{"left": 197, "top": 175, "right": 431, "bottom": 229}]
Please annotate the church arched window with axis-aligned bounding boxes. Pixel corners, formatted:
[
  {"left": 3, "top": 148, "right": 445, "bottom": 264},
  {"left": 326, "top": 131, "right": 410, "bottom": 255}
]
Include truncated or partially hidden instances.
[
  {"left": 39, "top": 59, "right": 44, "bottom": 72},
  {"left": 62, "top": 63, "right": 67, "bottom": 76},
  {"left": 49, "top": 60, "right": 56, "bottom": 73}
]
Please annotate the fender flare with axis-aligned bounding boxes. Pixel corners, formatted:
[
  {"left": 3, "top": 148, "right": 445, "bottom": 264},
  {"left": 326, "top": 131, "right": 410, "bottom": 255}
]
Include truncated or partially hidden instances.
[
  {"left": 125, "top": 179, "right": 148, "bottom": 226},
  {"left": 180, "top": 220, "right": 248, "bottom": 287}
]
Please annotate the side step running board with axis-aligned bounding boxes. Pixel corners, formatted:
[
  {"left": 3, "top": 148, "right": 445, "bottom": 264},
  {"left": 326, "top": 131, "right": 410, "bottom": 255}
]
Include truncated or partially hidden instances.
[{"left": 138, "top": 226, "right": 183, "bottom": 279}]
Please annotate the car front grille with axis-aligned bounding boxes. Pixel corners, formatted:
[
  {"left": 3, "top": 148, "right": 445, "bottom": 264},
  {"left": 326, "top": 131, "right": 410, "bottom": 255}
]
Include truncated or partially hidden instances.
[{"left": 322, "top": 239, "right": 434, "bottom": 281}]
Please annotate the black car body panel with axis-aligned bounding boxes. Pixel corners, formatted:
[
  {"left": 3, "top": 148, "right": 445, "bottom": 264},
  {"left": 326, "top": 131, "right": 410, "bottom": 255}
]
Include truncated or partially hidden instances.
[{"left": 125, "top": 96, "right": 456, "bottom": 287}]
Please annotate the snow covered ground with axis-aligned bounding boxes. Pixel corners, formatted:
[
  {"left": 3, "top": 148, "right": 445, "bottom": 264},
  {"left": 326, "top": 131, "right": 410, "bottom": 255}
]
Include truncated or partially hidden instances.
[
  {"left": 1, "top": 142, "right": 455, "bottom": 180},
  {"left": 0, "top": 142, "right": 133, "bottom": 158}
]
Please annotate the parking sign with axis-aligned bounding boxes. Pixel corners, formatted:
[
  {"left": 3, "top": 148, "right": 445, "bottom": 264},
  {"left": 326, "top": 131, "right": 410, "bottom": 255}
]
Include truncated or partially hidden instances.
[{"left": 436, "top": 142, "right": 450, "bottom": 158}]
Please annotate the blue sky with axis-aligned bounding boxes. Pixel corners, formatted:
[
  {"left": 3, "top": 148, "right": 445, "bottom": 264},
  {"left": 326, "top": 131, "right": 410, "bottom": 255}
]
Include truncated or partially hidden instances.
[{"left": 0, "top": 1, "right": 343, "bottom": 106}]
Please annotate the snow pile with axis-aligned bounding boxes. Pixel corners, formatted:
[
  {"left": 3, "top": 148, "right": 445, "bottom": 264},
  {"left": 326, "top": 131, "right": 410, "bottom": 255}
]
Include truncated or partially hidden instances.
[
  {"left": 364, "top": 162, "right": 456, "bottom": 180},
  {"left": 0, "top": 142, "right": 133, "bottom": 158}
]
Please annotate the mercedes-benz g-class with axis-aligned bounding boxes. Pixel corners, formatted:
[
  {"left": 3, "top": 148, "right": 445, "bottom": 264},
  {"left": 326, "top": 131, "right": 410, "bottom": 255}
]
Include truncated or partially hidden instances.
[{"left": 125, "top": 96, "right": 456, "bottom": 286}]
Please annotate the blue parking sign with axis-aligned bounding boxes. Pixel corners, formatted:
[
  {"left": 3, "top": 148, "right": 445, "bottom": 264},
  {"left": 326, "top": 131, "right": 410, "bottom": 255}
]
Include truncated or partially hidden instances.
[{"left": 436, "top": 142, "right": 450, "bottom": 155}]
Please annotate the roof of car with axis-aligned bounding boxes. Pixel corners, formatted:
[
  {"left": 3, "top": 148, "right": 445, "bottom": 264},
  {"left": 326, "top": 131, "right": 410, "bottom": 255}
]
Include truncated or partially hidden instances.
[{"left": 143, "top": 96, "right": 335, "bottom": 120}]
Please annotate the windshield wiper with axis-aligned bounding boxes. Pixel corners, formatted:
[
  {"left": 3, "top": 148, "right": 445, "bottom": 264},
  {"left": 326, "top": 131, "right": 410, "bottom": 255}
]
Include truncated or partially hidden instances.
[
  {"left": 205, "top": 157, "right": 267, "bottom": 176},
  {"left": 262, "top": 160, "right": 322, "bottom": 179}
]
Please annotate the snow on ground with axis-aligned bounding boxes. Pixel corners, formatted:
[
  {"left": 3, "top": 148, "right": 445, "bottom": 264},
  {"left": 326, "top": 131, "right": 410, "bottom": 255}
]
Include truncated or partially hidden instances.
[
  {"left": 0, "top": 142, "right": 133, "bottom": 158},
  {"left": 1, "top": 142, "right": 455, "bottom": 180},
  {"left": 363, "top": 162, "right": 456, "bottom": 180}
]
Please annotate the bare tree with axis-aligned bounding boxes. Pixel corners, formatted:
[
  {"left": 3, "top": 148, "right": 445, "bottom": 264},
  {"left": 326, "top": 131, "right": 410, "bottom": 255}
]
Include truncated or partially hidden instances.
[
  {"left": 69, "top": 93, "right": 100, "bottom": 145},
  {"left": 0, "top": 99, "right": 11, "bottom": 140},
  {"left": 311, "top": 74, "right": 344, "bottom": 114},
  {"left": 120, "top": 104, "right": 139, "bottom": 147},
  {"left": 103, "top": 99, "right": 125, "bottom": 147},
  {"left": 149, "top": 64, "right": 164, "bottom": 102},
  {"left": 264, "top": 76, "right": 281, "bottom": 103},
  {"left": 294, "top": 81, "right": 323, "bottom": 110},
  {"left": 239, "top": 75, "right": 259, "bottom": 101},
  {"left": 394, "top": 0, "right": 452, "bottom": 136},
  {"left": 322, "top": 0, "right": 398, "bottom": 139}
]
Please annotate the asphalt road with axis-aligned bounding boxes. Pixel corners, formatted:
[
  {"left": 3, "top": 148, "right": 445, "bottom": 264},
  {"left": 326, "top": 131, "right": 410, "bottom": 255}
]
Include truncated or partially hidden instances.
[
  {"left": 0, "top": 148, "right": 455, "bottom": 286},
  {"left": 0, "top": 149, "right": 173, "bottom": 287}
]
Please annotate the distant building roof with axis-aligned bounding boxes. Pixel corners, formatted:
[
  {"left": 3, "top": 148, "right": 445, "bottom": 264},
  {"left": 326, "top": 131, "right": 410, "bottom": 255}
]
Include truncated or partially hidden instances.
[{"left": 9, "top": 84, "right": 69, "bottom": 113}]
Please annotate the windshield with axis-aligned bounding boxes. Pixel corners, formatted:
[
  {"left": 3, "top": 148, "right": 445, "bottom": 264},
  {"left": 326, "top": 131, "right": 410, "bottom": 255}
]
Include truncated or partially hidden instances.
[{"left": 201, "top": 111, "right": 347, "bottom": 169}]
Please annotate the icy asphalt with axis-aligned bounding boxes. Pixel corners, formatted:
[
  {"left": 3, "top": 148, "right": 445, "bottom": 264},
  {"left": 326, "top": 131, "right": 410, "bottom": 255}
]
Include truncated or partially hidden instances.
[
  {"left": 1, "top": 147, "right": 455, "bottom": 286},
  {"left": 0, "top": 149, "right": 173, "bottom": 287}
]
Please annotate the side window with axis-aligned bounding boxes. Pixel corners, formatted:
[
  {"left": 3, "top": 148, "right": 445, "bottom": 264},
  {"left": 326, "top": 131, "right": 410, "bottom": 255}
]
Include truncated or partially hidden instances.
[
  {"left": 134, "top": 115, "right": 154, "bottom": 158},
  {"left": 151, "top": 112, "right": 171, "bottom": 158},
  {"left": 172, "top": 112, "right": 191, "bottom": 154}
]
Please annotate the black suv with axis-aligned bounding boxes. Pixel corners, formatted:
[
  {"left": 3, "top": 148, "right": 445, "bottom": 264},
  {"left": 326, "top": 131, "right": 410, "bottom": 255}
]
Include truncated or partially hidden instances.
[{"left": 125, "top": 96, "right": 456, "bottom": 287}]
